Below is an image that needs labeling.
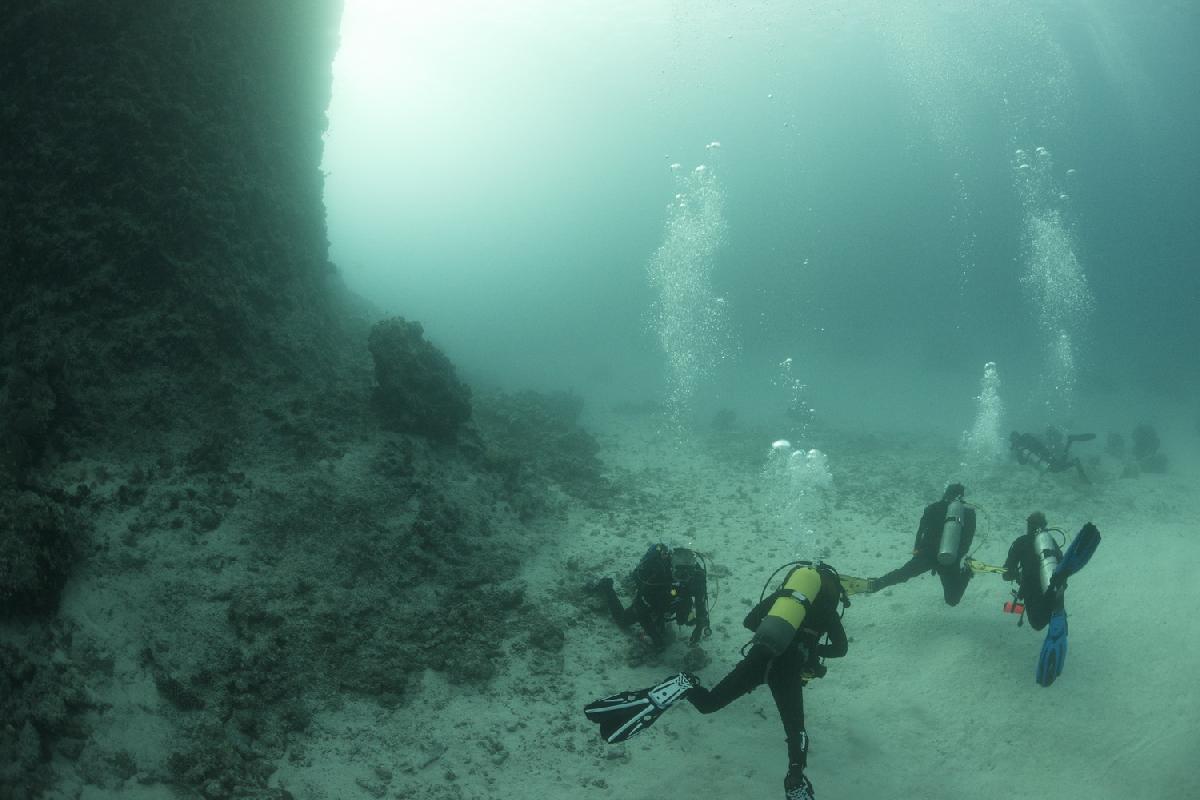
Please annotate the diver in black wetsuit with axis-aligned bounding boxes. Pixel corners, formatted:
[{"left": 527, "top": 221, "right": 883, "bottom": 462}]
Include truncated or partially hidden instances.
[
  {"left": 1010, "top": 430, "right": 1094, "bottom": 483},
  {"left": 1002, "top": 513, "right": 1102, "bottom": 686},
  {"left": 866, "top": 483, "right": 976, "bottom": 605},
  {"left": 1002, "top": 511, "right": 1065, "bottom": 631},
  {"left": 596, "top": 543, "right": 711, "bottom": 648},
  {"left": 687, "top": 562, "right": 848, "bottom": 800},
  {"left": 584, "top": 561, "right": 849, "bottom": 800}
]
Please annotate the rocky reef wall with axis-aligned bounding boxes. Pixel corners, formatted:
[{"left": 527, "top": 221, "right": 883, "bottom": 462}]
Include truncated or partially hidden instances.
[
  {"left": 0, "top": 6, "right": 622, "bottom": 798},
  {"left": 0, "top": 0, "right": 347, "bottom": 465}
]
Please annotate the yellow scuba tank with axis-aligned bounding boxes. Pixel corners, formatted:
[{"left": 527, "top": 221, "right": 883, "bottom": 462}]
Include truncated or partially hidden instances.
[
  {"left": 937, "top": 499, "right": 966, "bottom": 566},
  {"left": 752, "top": 566, "right": 822, "bottom": 656}
]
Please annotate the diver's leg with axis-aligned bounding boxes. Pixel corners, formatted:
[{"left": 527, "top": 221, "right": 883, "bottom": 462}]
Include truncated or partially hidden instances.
[
  {"left": 687, "top": 645, "right": 770, "bottom": 714},
  {"left": 1022, "top": 594, "right": 1051, "bottom": 633},
  {"left": 938, "top": 563, "right": 972, "bottom": 606},
  {"left": 634, "top": 598, "right": 667, "bottom": 648},
  {"left": 872, "top": 555, "right": 932, "bottom": 590},
  {"left": 768, "top": 650, "right": 814, "bottom": 799},
  {"left": 599, "top": 579, "right": 636, "bottom": 628}
]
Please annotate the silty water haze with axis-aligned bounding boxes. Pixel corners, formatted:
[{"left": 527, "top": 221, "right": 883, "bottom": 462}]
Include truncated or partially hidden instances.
[{"left": 324, "top": 1, "right": 1199, "bottom": 436}]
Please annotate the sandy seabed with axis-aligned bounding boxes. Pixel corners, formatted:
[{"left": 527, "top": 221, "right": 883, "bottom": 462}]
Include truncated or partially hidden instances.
[{"left": 40, "top": 407, "right": 1200, "bottom": 800}]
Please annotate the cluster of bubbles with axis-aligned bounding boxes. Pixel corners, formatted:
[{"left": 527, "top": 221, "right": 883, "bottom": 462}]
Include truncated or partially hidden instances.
[
  {"left": 1013, "top": 146, "right": 1092, "bottom": 421},
  {"left": 775, "top": 356, "right": 816, "bottom": 437},
  {"left": 951, "top": 170, "right": 978, "bottom": 332},
  {"left": 762, "top": 440, "right": 833, "bottom": 554},
  {"left": 961, "top": 361, "right": 1006, "bottom": 467},
  {"left": 647, "top": 142, "right": 734, "bottom": 426},
  {"left": 871, "top": 1, "right": 1072, "bottom": 163}
]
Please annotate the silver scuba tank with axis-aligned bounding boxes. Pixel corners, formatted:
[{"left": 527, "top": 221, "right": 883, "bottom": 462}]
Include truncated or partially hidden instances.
[
  {"left": 937, "top": 500, "right": 965, "bottom": 566},
  {"left": 1034, "top": 529, "right": 1060, "bottom": 594}
]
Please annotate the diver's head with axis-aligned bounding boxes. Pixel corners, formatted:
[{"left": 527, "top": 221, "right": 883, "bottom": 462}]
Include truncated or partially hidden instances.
[
  {"left": 1027, "top": 511, "right": 1047, "bottom": 534},
  {"left": 814, "top": 562, "right": 851, "bottom": 612},
  {"left": 636, "top": 543, "right": 673, "bottom": 584},
  {"left": 943, "top": 483, "right": 966, "bottom": 502}
]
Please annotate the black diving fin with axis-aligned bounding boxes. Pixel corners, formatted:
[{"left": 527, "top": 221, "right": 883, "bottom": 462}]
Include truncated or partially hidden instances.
[{"left": 584, "top": 673, "right": 697, "bottom": 744}]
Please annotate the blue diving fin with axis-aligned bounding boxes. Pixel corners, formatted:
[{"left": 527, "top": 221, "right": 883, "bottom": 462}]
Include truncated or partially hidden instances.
[
  {"left": 1050, "top": 522, "right": 1101, "bottom": 589},
  {"left": 1036, "top": 609, "right": 1068, "bottom": 686}
]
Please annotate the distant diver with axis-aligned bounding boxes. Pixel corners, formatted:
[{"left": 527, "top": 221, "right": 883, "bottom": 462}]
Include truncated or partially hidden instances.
[
  {"left": 864, "top": 483, "right": 977, "bottom": 605},
  {"left": 1001, "top": 512, "right": 1101, "bottom": 686},
  {"left": 1010, "top": 429, "right": 1095, "bottom": 483},
  {"left": 585, "top": 561, "right": 850, "bottom": 800},
  {"left": 594, "top": 543, "right": 711, "bottom": 649}
]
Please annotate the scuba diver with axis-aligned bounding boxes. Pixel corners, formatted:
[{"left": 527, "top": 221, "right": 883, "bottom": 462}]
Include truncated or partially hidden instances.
[
  {"left": 1009, "top": 429, "right": 1095, "bottom": 483},
  {"left": 595, "top": 543, "right": 711, "bottom": 648},
  {"left": 1002, "top": 512, "right": 1101, "bottom": 686},
  {"left": 865, "top": 483, "right": 976, "bottom": 605},
  {"left": 584, "top": 561, "right": 850, "bottom": 800}
]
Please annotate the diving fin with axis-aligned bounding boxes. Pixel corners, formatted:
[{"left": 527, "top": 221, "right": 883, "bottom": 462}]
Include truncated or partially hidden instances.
[
  {"left": 1036, "top": 609, "right": 1068, "bottom": 687},
  {"left": 584, "top": 673, "right": 697, "bottom": 743},
  {"left": 1051, "top": 522, "right": 1101, "bottom": 588}
]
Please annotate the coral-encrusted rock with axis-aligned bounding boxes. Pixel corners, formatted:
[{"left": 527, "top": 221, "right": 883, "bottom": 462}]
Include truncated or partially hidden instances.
[
  {"left": 475, "top": 390, "right": 610, "bottom": 503},
  {"left": 0, "top": 491, "right": 78, "bottom": 616},
  {"left": 0, "top": 365, "right": 65, "bottom": 484},
  {"left": 367, "top": 317, "right": 471, "bottom": 440}
]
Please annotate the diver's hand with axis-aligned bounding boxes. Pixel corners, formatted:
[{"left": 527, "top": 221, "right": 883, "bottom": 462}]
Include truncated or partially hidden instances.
[
  {"left": 1036, "top": 610, "right": 1068, "bottom": 687},
  {"left": 800, "top": 663, "right": 827, "bottom": 681},
  {"left": 689, "top": 624, "right": 711, "bottom": 645}
]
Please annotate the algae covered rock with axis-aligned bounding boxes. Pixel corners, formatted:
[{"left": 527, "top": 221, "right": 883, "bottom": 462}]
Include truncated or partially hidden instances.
[
  {"left": 475, "top": 390, "right": 610, "bottom": 504},
  {"left": 0, "top": 363, "right": 71, "bottom": 485},
  {"left": 0, "top": 490, "right": 79, "bottom": 616},
  {"left": 0, "top": 636, "right": 92, "bottom": 798},
  {"left": 1131, "top": 423, "right": 1168, "bottom": 473},
  {"left": 367, "top": 317, "right": 471, "bottom": 440}
]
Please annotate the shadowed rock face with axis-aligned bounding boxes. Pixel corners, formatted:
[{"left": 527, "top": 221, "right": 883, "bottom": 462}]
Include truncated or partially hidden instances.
[
  {"left": 0, "top": 7, "right": 345, "bottom": 792},
  {"left": 368, "top": 317, "right": 473, "bottom": 440},
  {"left": 0, "top": 7, "right": 607, "bottom": 797},
  {"left": 0, "top": 490, "right": 79, "bottom": 617},
  {"left": 0, "top": 1, "right": 347, "bottom": 460}
]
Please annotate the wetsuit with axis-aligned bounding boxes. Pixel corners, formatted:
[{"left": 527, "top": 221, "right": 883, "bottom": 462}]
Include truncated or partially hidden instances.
[
  {"left": 687, "top": 567, "right": 847, "bottom": 787},
  {"left": 873, "top": 499, "right": 976, "bottom": 605},
  {"left": 1011, "top": 432, "right": 1090, "bottom": 482},
  {"left": 1003, "top": 533, "right": 1063, "bottom": 631},
  {"left": 601, "top": 547, "right": 710, "bottom": 647}
]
